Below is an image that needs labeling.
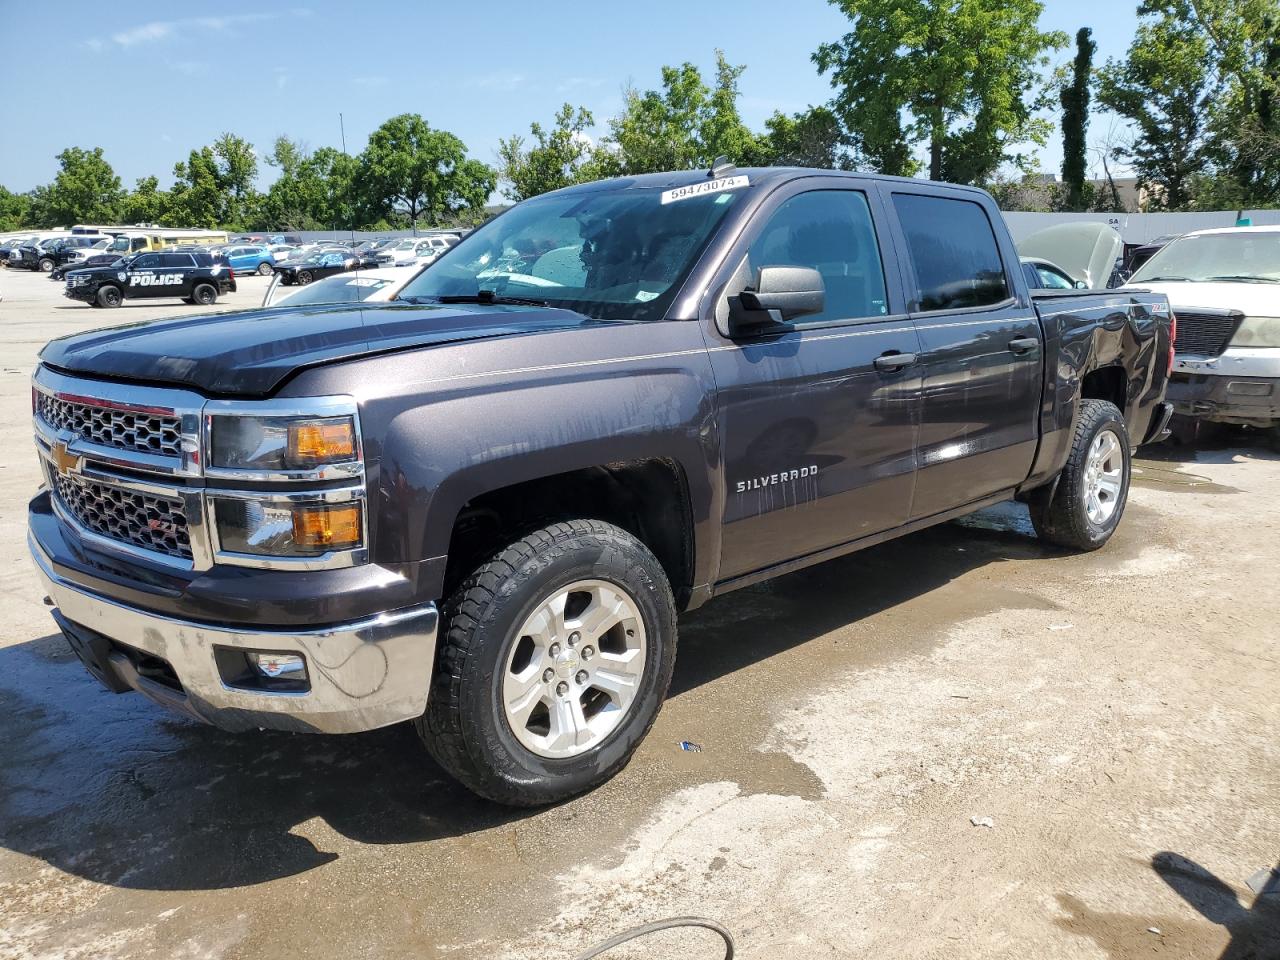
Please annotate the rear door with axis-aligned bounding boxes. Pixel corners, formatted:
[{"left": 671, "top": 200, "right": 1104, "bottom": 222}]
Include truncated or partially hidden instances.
[
  {"left": 705, "top": 180, "right": 923, "bottom": 581},
  {"left": 884, "top": 189, "right": 1042, "bottom": 519},
  {"left": 161, "top": 253, "right": 197, "bottom": 297}
]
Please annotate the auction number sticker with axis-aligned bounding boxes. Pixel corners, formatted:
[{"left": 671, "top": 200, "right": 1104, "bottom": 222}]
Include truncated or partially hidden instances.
[{"left": 660, "top": 175, "right": 749, "bottom": 205}]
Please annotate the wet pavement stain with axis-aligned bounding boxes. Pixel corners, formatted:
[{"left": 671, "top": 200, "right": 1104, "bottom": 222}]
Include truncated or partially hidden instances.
[{"left": 1132, "top": 458, "right": 1239, "bottom": 495}]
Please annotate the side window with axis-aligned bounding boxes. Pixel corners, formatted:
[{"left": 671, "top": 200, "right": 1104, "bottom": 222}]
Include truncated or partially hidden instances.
[
  {"left": 131, "top": 238, "right": 148, "bottom": 252},
  {"left": 161, "top": 253, "right": 193, "bottom": 268},
  {"left": 891, "top": 194, "right": 1010, "bottom": 311},
  {"left": 746, "top": 190, "right": 889, "bottom": 323},
  {"left": 132, "top": 254, "right": 160, "bottom": 269}
]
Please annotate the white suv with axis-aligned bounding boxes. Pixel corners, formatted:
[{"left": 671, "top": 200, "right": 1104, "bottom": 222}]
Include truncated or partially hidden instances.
[{"left": 1125, "top": 225, "right": 1280, "bottom": 428}]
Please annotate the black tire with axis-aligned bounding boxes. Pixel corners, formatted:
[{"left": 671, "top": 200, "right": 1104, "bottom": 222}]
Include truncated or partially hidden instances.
[
  {"left": 257, "top": 261, "right": 274, "bottom": 276},
  {"left": 96, "top": 285, "right": 122, "bottom": 308},
  {"left": 296, "top": 270, "right": 313, "bottom": 285},
  {"left": 416, "top": 519, "right": 677, "bottom": 806},
  {"left": 39, "top": 257, "right": 54, "bottom": 273},
  {"left": 192, "top": 283, "right": 217, "bottom": 305},
  {"left": 1029, "top": 399, "right": 1131, "bottom": 551}
]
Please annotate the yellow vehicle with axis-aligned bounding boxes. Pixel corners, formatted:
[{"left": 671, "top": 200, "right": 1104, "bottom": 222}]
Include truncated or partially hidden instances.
[{"left": 103, "top": 230, "right": 230, "bottom": 255}]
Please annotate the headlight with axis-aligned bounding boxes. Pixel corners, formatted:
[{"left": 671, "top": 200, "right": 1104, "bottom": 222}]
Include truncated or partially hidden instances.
[
  {"left": 209, "top": 414, "right": 358, "bottom": 475},
  {"left": 1231, "top": 316, "right": 1280, "bottom": 348},
  {"left": 212, "top": 497, "right": 364, "bottom": 557}
]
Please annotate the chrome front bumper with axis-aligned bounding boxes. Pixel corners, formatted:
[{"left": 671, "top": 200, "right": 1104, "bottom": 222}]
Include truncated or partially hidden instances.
[{"left": 30, "top": 533, "right": 438, "bottom": 734}]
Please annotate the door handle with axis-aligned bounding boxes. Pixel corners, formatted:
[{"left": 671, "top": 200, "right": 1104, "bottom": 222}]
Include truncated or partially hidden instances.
[
  {"left": 873, "top": 351, "right": 917, "bottom": 371},
  {"left": 1008, "top": 336, "right": 1039, "bottom": 355}
]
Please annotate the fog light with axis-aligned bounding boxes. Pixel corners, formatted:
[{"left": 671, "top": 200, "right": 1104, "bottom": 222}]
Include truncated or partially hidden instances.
[{"left": 247, "top": 651, "right": 307, "bottom": 680}]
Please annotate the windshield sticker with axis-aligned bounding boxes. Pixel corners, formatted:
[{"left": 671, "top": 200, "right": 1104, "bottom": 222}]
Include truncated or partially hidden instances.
[
  {"left": 634, "top": 290, "right": 660, "bottom": 302},
  {"left": 660, "top": 175, "right": 749, "bottom": 205}
]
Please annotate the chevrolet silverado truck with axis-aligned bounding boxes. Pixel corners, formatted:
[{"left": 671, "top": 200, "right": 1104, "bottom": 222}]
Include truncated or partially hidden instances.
[
  {"left": 28, "top": 166, "right": 1174, "bottom": 805},
  {"left": 1123, "top": 225, "right": 1280, "bottom": 430}
]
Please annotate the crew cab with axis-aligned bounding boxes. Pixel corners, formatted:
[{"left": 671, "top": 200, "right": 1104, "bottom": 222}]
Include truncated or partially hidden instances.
[
  {"left": 1123, "top": 225, "right": 1280, "bottom": 428},
  {"left": 16, "top": 235, "right": 104, "bottom": 273},
  {"left": 63, "top": 249, "right": 235, "bottom": 307},
  {"left": 28, "top": 166, "right": 1173, "bottom": 806}
]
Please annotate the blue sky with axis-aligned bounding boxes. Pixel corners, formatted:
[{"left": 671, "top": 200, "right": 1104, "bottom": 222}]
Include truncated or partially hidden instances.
[{"left": 0, "top": 0, "right": 1140, "bottom": 194}]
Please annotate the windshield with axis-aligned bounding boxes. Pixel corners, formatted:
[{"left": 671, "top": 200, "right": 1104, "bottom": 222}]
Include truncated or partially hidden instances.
[
  {"left": 1131, "top": 231, "right": 1280, "bottom": 284},
  {"left": 397, "top": 183, "right": 745, "bottom": 321}
]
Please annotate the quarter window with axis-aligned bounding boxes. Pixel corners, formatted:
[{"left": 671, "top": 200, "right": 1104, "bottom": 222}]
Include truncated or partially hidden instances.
[
  {"left": 746, "top": 190, "right": 889, "bottom": 324},
  {"left": 892, "top": 194, "right": 1010, "bottom": 311}
]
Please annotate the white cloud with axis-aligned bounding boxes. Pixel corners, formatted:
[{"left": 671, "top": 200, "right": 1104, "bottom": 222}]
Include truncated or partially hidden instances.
[
  {"left": 100, "top": 12, "right": 280, "bottom": 49},
  {"left": 468, "top": 71, "right": 526, "bottom": 91},
  {"left": 112, "top": 21, "right": 173, "bottom": 46},
  {"left": 556, "top": 77, "right": 606, "bottom": 93}
]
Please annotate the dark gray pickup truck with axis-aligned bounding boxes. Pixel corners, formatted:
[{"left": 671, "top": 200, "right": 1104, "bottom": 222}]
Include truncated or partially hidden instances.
[{"left": 28, "top": 166, "right": 1174, "bottom": 805}]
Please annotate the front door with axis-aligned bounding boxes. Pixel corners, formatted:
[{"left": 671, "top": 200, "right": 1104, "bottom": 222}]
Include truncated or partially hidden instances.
[
  {"left": 886, "top": 190, "right": 1043, "bottom": 518},
  {"left": 706, "top": 184, "right": 923, "bottom": 582}
]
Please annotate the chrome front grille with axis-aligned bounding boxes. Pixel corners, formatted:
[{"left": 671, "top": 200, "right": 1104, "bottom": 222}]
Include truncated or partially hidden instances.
[
  {"left": 38, "top": 392, "right": 183, "bottom": 457},
  {"left": 50, "top": 467, "right": 192, "bottom": 560}
]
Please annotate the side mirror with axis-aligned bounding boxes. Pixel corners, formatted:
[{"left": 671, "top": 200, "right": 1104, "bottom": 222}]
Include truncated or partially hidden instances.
[
  {"left": 728, "top": 266, "right": 825, "bottom": 337},
  {"left": 1074, "top": 279, "right": 1089, "bottom": 289}
]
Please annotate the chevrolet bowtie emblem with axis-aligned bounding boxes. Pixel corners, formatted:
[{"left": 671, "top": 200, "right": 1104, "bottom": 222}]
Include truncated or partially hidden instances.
[{"left": 50, "top": 439, "right": 82, "bottom": 477}]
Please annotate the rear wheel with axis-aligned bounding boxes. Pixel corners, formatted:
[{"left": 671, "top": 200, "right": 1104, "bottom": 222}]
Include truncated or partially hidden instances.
[
  {"left": 416, "top": 520, "right": 677, "bottom": 806},
  {"left": 39, "top": 257, "right": 54, "bottom": 273},
  {"left": 95, "top": 285, "right": 122, "bottom": 308},
  {"left": 192, "top": 283, "right": 217, "bottom": 305},
  {"left": 296, "top": 270, "right": 313, "bottom": 285},
  {"left": 1029, "top": 399, "right": 1131, "bottom": 551},
  {"left": 257, "top": 261, "right": 274, "bottom": 276}
]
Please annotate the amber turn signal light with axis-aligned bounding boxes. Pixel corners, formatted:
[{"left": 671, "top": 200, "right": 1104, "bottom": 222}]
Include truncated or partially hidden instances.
[
  {"left": 290, "top": 503, "right": 362, "bottom": 550},
  {"left": 287, "top": 418, "right": 356, "bottom": 466}
]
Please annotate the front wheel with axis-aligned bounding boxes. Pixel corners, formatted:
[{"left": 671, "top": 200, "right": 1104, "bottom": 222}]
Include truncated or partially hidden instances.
[
  {"left": 296, "top": 270, "right": 313, "bottom": 285},
  {"left": 257, "top": 261, "right": 274, "bottom": 276},
  {"left": 1029, "top": 399, "right": 1131, "bottom": 551},
  {"left": 416, "top": 520, "right": 677, "bottom": 806},
  {"left": 39, "top": 257, "right": 54, "bottom": 273},
  {"left": 95, "top": 285, "right": 122, "bottom": 308}
]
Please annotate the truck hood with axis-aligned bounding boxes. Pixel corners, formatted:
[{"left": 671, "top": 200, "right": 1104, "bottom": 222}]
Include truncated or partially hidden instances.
[
  {"left": 1120, "top": 281, "right": 1279, "bottom": 316},
  {"left": 40, "top": 301, "right": 608, "bottom": 397}
]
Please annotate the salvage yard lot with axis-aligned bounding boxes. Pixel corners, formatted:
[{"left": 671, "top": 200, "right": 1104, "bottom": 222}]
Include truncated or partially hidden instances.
[{"left": 0, "top": 266, "right": 1276, "bottom": 960}]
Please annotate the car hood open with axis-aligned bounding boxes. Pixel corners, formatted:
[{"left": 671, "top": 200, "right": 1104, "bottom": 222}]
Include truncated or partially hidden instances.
[{"left": 40, "top": 301, "right": 609, "bottom": 397}]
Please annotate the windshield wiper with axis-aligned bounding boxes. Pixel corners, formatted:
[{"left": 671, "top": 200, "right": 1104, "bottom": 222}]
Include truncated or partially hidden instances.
[
  {"left": 1205, "top": 275, "right": 1280, "bottom": 284},
  {"left": 428, "top": 290, "right": 551, "bottom": 307},
  {"left": 1140, "top": 275, "right": 1190, "bottom": 282}
]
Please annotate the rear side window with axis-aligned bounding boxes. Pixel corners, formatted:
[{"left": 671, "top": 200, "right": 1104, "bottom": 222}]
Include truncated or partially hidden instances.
[
  {"left": 892, "top": 194, "right": 1010, "bottom": 311},
  {"left": 161, "top": 253, "right": 194, "bottom": 268},
  {"left": 747, "top": 190, "right": 889, "bottom": 324}
]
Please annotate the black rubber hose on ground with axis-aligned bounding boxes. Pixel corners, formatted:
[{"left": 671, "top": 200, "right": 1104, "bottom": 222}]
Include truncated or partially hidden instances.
[{"left": 570, "top": 916, "right": 734, "bottom": 960}]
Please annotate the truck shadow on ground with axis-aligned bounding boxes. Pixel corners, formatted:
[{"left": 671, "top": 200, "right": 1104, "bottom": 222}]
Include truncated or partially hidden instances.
[
  {"left": 1055, "top": 853, "right": 1280, "bottom": 959},
  {"left": 0, "top": 503, "right": 1067, "bottom": 893}
]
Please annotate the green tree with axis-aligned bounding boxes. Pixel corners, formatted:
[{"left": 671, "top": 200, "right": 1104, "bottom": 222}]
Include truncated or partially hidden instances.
[
  {"left": 1060, "top": 28, "right": 1096, "bottom": 210},
  {"left": 1180, "top": 0, "right": 1280, "bottom": 206},
  {"left": 0, "top": 185, "right": 32, "bottom": 231},
  {"left": 605, "top": 51, "right": 764, "bottom": 174},
  {"left": 759, "top": 106, "right": 857, "bottom": 169},
  {"left": 498, "top": 105, "right": 598, "bottom": 201},
  {"left": 32, "top": 146, "right": 123, "bottom": 225},
  {"left": 815, "top": 0, "right": 1067, "bottom": 182},
  {"left": 212, "top": 132, "right": 259, "bottom": 226},
  {"left": 1097, "top": 10, "right": 1216, "bottom": 209},
  {"left": 358, "top": 114, "right": 495, "bottom": 229},
  {"left": 166, "top": 147, "right": 226, "bottom": 227},
  {"left": 119, "top": 175, "right": 168, "bottom": 224}
]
